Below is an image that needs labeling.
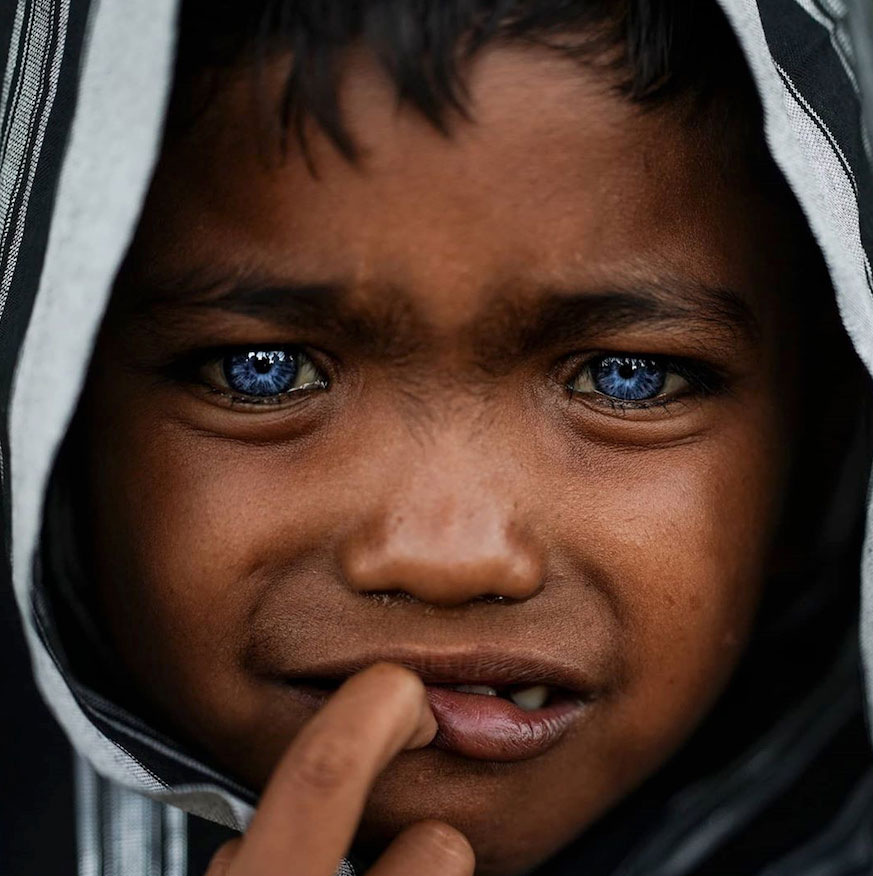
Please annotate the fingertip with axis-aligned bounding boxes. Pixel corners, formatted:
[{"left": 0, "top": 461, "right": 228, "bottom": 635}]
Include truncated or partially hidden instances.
[
  {"left": 369, "top": 820, "right": 476, "bottom": 876},
  {"left": 341, "top": 662, "right": 436, "bottom": 748},
  {"left": 366, "top": 663, "right": 436, "bottom": 749},
  {"left": 414, "top": 820, "right": 476, "bottom": 868},
  {"left": 407, "top": 692, "right": 438, "bottom": 749},
  {"left": 363, "top": 661, "right": 424, "bottom": 694}
]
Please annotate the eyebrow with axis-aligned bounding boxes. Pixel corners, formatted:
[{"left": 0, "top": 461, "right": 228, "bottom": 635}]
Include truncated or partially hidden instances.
[
  {"left": 122, "top": 267, "right": 759, "bottom": 361},
  {"left": 126, "top": 274, "right": 424, "bottom": 360},
  {"left": 480, "top": 281, "right": 758, "bottom": 362}
]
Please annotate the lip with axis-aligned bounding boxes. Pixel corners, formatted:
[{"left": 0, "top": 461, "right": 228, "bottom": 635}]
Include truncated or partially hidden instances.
[
  {"left": 276, "top": 648, "right": 599, "bottom": 762},
  {"left": 425, "top": 685, "right": 588, "bottom": 760}
]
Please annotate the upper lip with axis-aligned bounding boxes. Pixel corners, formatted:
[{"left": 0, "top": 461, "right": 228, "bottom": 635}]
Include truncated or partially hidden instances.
[{"left": 279, "top": 648, "right": 599, "bottom": 696}]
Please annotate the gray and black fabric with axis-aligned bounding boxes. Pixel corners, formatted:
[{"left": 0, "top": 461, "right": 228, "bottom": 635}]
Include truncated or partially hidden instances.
[{"left": 3, "top": 0, "right": 873, "bottom": 874}]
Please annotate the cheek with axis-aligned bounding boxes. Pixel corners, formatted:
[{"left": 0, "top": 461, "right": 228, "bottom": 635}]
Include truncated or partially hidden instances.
[
  {"left": 85, "top": 402, "right": 346, "bottom": 742},
  {"left": 85, "top": 363, "right": 790, "bottom": 825},
  {"left": 549, "top": 412, "right": 787, "bottom": 772}
]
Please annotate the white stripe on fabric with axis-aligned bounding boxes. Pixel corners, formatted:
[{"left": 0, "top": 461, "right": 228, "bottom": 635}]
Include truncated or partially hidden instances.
[
  {"left": 164, "top": 804, "right": 188, "bottom": 876},
  {"left": 81, "top": 695, "right": 256, "bottom": 795},
  {"left": 795, "top": 0, "right": 839, "bottom": 29},
  {"left": 777, "top": 71, "right": 873, "bottom": 324},
  {"left": 1, "top": 0, "right": 43, "bottom": 287},
  {"left": 0, "top": 0, "right": 37, "bottom": 182},
  {"left": 106, "top": 781, "right": 156, "bottom": 876},
  {"left": 848, "top": 0, "right": 873, "bottom": 163},
  {"left": 148, "top": 784, "right": 252, "bottom": 834},
  {"left": 793, "top": 0, "right": 860, "bottom": 95},
  {"left": 776, "top": 60, "right": 862, "bottom": 203},
  {"left": 713, "top": 0, "right": 873, "bottom": 763},
  {"left": 0, "top": 0, "right": 26, "bottom": 116},
  {"left": 7, "top": 0, "right": 183, "bottom": 806},
  {"left": 831, "top": 9, "right": 861, "bottom": 94},
  {"left": 822, "top": 1, "right": 861, "bottom": 98},
  {"left": 0, "top": 0, "right": 32, "bottom": 494},
  {"left": 76, "top": 751, "right": 191, "bottom": 876},
  {"left": 0, "top": 0, "right": 69, "bottom": 319},
  {"left": 818, "top": 0, "right": 850, "bottom": 21},
  {"left": 75, "top": 752, "right": 102, "bottom": 876},
  {"left": 162, "top": 806, "right": 188, "bottom": 876}
]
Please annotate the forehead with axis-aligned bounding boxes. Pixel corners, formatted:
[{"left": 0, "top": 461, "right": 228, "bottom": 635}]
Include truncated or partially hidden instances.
[{"left": 120, "top": 45, "right": 799, "bottom": 329}]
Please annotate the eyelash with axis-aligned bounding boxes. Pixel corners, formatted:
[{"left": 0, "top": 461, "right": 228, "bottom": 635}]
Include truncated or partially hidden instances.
[
  {"left": 565, "top": 353, "right": 727, "bottom": 411},
  {"left": 166, "top": 345, "right": 329, "bottom": 406},
  {"left": 164, "top": 345, "right": 725, "bottom": 418}
]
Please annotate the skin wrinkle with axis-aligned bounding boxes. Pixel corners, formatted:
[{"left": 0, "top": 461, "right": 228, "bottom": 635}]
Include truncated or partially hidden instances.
[{"left": 71, "top": 42, "right": 860, "bottom": 876}]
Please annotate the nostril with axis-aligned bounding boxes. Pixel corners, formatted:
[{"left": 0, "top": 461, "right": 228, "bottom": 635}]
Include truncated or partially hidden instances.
[
  {"left": 363, "top": 589, "right": 420, "bottom": 606},
  {"left": 361, "top": 590, "right": 521, "bottom": 607},
  {"left": 341, "top": 521, "right": 545, "bottom": 606},
  {"left": 476, "top": 594, "right": 512, "bottom": 605}
]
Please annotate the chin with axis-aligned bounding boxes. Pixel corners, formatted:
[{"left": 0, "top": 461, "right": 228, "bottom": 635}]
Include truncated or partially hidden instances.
[{"left": 353, "top": 748, "right": 598, "bottom": 876}]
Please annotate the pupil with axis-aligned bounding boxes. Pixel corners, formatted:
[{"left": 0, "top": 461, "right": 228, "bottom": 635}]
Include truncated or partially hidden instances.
[
  {"left": 590, "top": 356, "right": 665, "bottom": 401},
  {"left": 224, "top": 349, "right": 298, "bottom": 397}
]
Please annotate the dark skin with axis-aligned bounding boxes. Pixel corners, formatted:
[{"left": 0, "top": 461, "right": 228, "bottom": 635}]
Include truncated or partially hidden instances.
[{"left": 80, "top": 45, "right": 821, "bottom": 875}]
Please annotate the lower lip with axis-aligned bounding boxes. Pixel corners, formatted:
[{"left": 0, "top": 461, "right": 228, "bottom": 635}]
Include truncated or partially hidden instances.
[
  {"left": 282, "top": 683, "right": 588, "bottom": 762},
  {"left": 424, "top": 687, "right": 585, "bottom": 761}
]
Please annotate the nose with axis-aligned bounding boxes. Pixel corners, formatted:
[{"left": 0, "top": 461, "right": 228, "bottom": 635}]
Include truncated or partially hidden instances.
[{"left": 340, "top": 442, "right": 544, "bottom": 607}]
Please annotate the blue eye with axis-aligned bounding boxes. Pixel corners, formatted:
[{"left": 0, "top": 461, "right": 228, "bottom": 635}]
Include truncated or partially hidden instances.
[
  {"left": 223, "top": 350, "right": 299, "bottom": 396},
  {"left": 570, "top": 355, "right": 694, "bottom": 404},
  {"left": 590, "top": 356, "right": 666, "bottom": 400},
  {"left": 200, "top": 347, "right": 326, "bottom": 402}
]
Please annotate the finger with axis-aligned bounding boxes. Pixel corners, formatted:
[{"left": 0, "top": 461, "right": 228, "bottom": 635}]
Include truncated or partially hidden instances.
[
  {"left": 228, "top": 663, "right": 436, "bottom": 876},
  {"left": 204, "top": 839, "right": 243, "bottom": 876},
  {"left": 365, "top": 821, "right": 475, "bottom": 876}
]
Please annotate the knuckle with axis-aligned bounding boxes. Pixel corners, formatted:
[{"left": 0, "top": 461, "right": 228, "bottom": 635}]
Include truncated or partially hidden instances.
[
  {"left": 291, "top": 733, "right": 359, "bottom": 794},
  {"left": 410, "top": 821, "right": 476, "bottom": 872}
]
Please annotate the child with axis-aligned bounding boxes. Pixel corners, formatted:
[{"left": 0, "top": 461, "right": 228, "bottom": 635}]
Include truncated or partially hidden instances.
[{"left": 3, "top": 0, "right": 873, "bottom": 874}]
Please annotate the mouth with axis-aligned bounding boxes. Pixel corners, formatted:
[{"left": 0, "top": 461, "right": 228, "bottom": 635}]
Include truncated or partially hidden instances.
[{"left": 279, "top": 653, "right": 597, "bottom": 762}]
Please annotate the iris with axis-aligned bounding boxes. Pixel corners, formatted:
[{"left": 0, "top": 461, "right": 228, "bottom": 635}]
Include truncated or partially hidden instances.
[
  {"left": 223, "top": 350, "right": 298, "bottom": 397},
  {"left": 590, "top": 356, "right": 666, "bottom": 401}
]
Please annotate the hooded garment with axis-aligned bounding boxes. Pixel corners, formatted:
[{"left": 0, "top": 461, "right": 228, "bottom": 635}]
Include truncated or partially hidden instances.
[{"left": 3, "top": 0, "right": 873, "bottom": 874}]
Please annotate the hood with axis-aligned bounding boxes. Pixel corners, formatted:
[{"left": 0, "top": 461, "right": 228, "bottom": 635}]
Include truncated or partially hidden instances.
[{"left": 3, "top": 0, "right": 873, "bottom": 872}]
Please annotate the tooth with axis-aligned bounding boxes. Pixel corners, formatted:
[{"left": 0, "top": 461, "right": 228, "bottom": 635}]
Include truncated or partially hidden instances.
[
  {"left": 509, "top": 685, "right": 550, "bottom": 711},
  {"left": 451, "top": 684, "right": 498, "bottom": 696}
]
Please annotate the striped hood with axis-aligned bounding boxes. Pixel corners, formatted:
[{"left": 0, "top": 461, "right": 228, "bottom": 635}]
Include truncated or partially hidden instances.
[{"left": 3, "top": 1, "right": 873, "bottom": 873}]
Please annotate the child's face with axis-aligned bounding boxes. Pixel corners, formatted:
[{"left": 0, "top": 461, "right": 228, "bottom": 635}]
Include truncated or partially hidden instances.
[{"left": 82, "top": 46, "right": 809, "bottom": 875}]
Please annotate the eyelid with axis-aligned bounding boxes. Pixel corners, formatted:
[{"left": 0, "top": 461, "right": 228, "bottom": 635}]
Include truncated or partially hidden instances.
[
  {"left": 172, "top": 344, "right": 329, "bottom": 407},
  {"left": 564, "top": 352, "right": 726, "bottom": 408}
]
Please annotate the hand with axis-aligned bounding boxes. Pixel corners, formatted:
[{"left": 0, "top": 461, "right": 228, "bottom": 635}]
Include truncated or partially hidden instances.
[{"left": 204, "top": 663, "right": 475, "bottom": 876}]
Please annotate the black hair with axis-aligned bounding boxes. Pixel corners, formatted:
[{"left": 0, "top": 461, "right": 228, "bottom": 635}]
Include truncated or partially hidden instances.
[{"left": 171, "top": 0, "right": 757, "bottom": 161}]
